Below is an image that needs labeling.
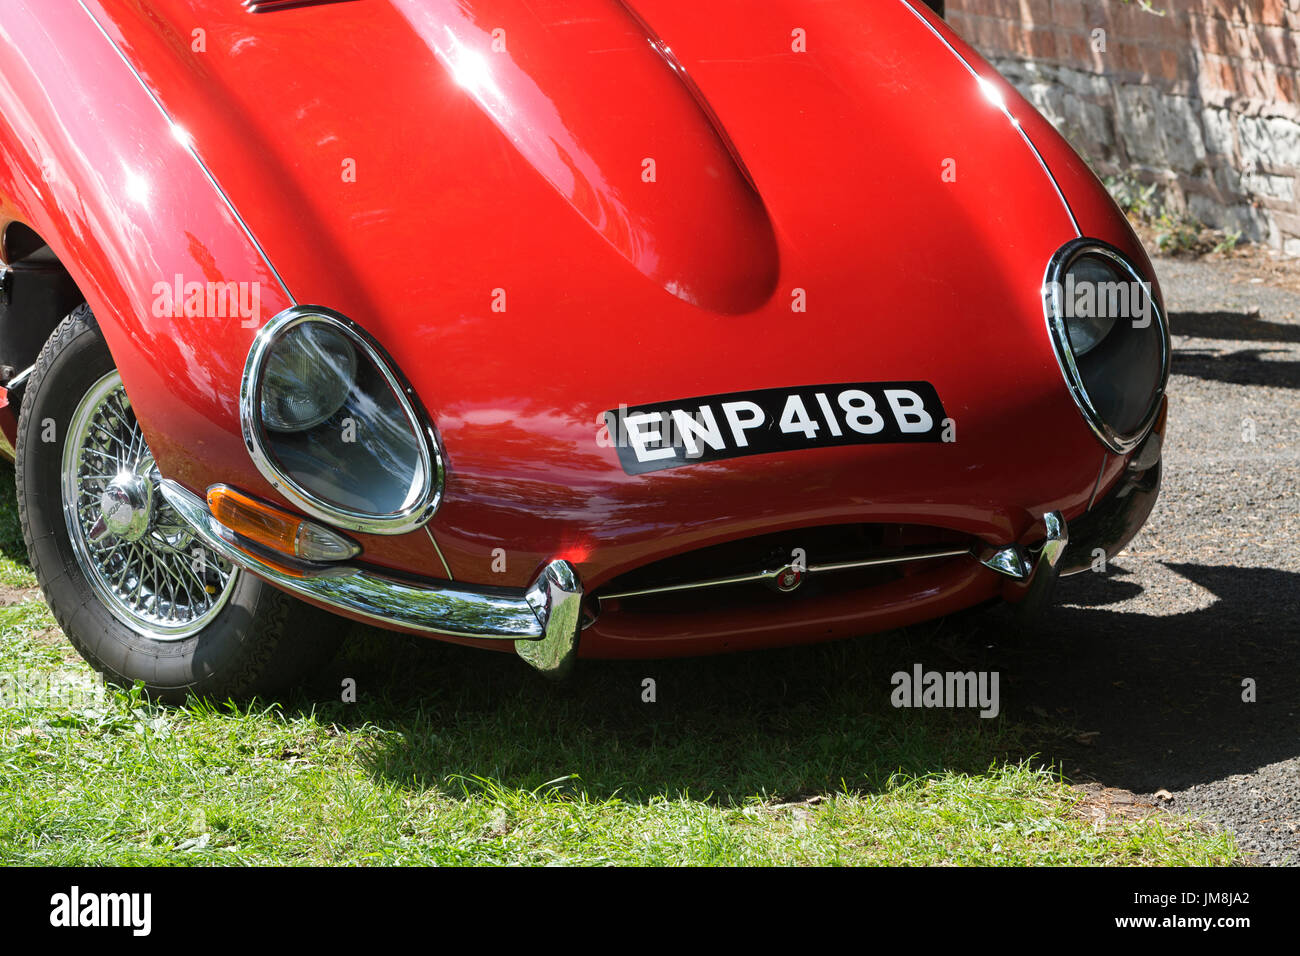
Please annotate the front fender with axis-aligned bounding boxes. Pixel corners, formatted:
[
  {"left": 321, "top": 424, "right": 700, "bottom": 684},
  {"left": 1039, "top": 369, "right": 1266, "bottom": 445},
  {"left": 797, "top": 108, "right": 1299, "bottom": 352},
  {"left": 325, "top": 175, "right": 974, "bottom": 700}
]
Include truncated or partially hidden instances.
[
  {"left": 0, "top": 2, "right": 450, "bottom": 577},
  {"left": 0, "top": 2, "right": 277, "bottom": 475}
]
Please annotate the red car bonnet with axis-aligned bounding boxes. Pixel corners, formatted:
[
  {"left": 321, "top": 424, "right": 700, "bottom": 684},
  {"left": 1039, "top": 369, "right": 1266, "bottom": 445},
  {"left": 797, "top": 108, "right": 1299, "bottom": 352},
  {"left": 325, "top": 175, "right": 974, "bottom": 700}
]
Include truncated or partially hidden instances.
[{"left": 78, "top": 0, "right": 1126, "bottom": 591}]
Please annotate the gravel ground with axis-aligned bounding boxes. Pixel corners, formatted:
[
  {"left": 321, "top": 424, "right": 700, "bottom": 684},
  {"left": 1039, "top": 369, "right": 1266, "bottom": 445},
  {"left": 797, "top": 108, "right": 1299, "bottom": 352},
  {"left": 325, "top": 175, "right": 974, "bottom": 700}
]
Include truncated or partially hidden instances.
[{"left": 986, "top": 253, "right": 1300, "bottom": 865}]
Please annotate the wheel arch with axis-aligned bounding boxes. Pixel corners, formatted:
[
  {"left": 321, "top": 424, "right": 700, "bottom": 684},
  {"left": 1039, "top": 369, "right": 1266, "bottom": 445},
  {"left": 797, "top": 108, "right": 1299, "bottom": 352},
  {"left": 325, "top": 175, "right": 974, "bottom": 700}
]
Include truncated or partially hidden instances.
[{"left": 0, "top": 222, "right": 86, "bottom": 441}]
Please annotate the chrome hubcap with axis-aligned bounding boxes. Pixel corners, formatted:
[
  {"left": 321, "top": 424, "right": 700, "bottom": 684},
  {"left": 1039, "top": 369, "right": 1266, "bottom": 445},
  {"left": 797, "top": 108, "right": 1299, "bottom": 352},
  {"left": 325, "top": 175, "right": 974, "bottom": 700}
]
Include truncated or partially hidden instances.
[
  {"left": 61, "top": 371, "right": 239, "bottom": 640},
  {"left": 98, "top": 470, "right": 152, "bottom": 542}
]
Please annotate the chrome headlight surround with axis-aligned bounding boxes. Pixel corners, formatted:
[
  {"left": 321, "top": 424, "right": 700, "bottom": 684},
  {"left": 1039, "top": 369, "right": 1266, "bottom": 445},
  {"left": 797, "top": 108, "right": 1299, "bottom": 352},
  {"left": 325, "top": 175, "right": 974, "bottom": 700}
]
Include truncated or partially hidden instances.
[
  {"left": 240, "top": 306, "right": 444, "bottom": 535},
  {"left": 1042, "top": 239, "right": 1170, "bottom": 453}
]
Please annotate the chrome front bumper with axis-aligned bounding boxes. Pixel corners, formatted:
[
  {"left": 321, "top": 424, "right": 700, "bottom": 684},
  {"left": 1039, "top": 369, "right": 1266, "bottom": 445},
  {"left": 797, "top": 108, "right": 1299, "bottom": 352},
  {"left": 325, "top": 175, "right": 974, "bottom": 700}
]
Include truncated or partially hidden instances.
[
  {"left": 159, "top": 480, "right": 583, "bottom": 677},
  {"left": 161, "top": 478, "right": 1092, "bottom": 676}
]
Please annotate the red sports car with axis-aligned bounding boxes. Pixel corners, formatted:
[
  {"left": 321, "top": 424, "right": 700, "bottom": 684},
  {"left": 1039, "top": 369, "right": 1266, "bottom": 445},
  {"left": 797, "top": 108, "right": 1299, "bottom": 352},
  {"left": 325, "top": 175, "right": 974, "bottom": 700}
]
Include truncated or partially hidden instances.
[{"left": 0, "top": 0, "right": 1167, "bottom": 699}]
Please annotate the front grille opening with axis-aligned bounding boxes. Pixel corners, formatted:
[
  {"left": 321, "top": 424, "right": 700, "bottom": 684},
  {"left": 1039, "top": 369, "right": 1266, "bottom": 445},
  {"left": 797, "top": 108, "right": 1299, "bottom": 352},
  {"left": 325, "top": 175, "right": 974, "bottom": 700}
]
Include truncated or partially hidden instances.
[{"left": 594, "top": 523, "right": 975, "bottom": 615}]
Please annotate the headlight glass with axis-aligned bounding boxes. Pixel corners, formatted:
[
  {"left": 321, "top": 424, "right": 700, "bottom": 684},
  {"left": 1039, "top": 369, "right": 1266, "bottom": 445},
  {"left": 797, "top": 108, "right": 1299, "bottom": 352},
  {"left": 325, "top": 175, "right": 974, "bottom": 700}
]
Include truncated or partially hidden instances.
[
  {"left": 1061, "top": 256, "right": 1119, "bottom": 356},
  {"left": 241, "top": 308, "right": 443, "bottom": 534},
  {"left": 1044, "top": 241, "right": 1169, "bottom": 452},
  {"left": 261, "top": 324, "right": 357, "bottom": 432}
]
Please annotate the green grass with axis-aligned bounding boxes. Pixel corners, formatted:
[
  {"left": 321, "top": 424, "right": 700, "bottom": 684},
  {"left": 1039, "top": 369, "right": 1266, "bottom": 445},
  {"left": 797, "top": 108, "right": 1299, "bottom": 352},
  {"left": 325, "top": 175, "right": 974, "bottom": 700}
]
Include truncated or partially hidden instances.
[{"left": 0, "top": 465, "right": 1239, "bottom": 866}]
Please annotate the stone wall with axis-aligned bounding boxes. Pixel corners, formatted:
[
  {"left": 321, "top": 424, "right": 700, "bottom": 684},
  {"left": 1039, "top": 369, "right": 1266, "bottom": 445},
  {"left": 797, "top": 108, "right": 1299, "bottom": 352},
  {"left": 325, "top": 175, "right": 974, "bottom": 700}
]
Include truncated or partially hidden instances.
[{"left": 945, "top": 0, "right": 1300, "bottom": 254}]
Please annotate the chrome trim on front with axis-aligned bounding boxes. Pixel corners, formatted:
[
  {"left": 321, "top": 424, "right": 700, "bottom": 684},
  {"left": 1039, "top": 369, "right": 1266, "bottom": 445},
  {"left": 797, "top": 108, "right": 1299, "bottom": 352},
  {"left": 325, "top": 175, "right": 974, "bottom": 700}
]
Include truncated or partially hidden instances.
[
  {"left": 158, "top": 480, "right": 582, "bottom": 674},
  {"left": 517, "top": 561, "right": 583, "bottom": 678},
  {"left": 1084, "top": 452, "right": 1108, "bottom": 512},
  {"left": 979, "top": 545, "right": 1029, "bottom": 581},
  {"left": 979, "top": 511, "right": 1068, "bottom": 582},
  {"left": 598, "top": 516, "right": 1070, "bottom": 607},
  {"left": 424, "top": 526, "right": 455, "bottom": 581},
  {"left": 1042, "top": 239, "right": 1171, "bottom": 454},
  {"left": 1060, "top": 458, "right": 1161, "bottom": 577},
  {"left": 598, "top": 547, "right": 973, "bottom": 602},
  {"left": 1037, "top": 511, "right": 1069, "bottom": 571},
  {"left": 239, "top": 306, "right": 445, "bottom": 536},
  {"left": 1128, "top": 423, "right": 1163, "bottom": 473}
]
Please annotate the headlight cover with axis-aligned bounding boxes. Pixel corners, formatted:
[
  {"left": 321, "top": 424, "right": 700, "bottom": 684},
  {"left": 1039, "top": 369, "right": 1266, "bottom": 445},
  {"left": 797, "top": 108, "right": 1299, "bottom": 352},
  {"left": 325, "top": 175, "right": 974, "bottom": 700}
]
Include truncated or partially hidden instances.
[
  {"left": 260, "top": 323, "right": 357, "bottom": 432},
  {"left": 1043, "top": 240, "right": 1169, "bottom": 453},
  {"left": 241, "top": 307, "right": 444, "bottom": 535}
]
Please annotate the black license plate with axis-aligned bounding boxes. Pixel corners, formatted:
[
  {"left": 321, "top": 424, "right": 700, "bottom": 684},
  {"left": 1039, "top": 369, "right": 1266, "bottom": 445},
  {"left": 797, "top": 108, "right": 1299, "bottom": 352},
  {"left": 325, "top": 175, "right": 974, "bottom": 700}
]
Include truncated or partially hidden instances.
[{"left": 605, "top": 381, "right": 948, "bottom": 475}]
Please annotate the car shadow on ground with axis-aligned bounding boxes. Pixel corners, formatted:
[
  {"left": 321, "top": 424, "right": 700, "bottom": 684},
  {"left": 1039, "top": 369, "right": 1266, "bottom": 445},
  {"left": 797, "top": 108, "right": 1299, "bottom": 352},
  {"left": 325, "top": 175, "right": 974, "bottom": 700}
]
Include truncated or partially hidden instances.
[
  {"left": 1172, "top": 349, "right": 1300, "bottom": 389},
  {"left": 291, "top": 559, "right": 1297, "bottom": 804},
  {"left": 1170, "top": 310, "right": 1300, "bottom": 344},
  {"left": 1001, "top": 563, "right": 1299, "bottom": 792},
  {"left": 1168, "top": 309, "right": 1300, "bottom": 389}
]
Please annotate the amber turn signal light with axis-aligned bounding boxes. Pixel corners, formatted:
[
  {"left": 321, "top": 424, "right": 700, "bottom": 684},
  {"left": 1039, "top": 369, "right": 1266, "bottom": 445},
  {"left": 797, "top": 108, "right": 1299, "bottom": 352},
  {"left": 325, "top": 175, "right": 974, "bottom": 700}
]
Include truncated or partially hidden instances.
[{"left": 206, "top": 485, "right": 361, "bottom": 563}]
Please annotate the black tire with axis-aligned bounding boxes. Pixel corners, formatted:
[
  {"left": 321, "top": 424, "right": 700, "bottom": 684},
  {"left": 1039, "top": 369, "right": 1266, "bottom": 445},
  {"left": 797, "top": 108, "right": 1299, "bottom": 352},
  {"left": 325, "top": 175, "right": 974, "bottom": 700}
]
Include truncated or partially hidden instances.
[{"left": 15, "top": 304, "right": 346, "bottom": 702}]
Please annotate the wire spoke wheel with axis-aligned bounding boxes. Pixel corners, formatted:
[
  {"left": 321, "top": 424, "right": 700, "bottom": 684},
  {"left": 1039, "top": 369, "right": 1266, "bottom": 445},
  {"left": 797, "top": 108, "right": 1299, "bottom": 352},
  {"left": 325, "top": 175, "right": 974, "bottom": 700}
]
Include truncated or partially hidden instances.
[{"left": 60, "top": 370, "right": 238, "bottom": 639}]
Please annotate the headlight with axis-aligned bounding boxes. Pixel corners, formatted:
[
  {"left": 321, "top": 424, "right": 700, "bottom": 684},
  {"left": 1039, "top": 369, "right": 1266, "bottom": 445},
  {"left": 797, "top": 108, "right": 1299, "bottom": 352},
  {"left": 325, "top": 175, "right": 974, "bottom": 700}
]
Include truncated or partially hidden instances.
[
  {"left": 240, "top": 307, "right": 443, "bottom": 534},
  {"left": 1043, "top": 240, "right": 1169, "bottom": 452}
]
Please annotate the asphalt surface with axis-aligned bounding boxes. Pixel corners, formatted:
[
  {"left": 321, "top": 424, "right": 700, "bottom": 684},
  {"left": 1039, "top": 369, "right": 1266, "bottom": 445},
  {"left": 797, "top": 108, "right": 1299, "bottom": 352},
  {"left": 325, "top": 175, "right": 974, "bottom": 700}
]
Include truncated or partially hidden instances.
[{"left": 989, "top": 253, "right": 1300, "bottom": 865}]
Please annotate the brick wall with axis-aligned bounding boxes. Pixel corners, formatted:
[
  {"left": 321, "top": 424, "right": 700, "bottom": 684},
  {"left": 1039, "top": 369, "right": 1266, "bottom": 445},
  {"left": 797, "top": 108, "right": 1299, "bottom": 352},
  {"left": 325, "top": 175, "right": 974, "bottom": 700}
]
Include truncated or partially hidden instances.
[{"left": 945, "top": 0, "right": 1300, "bottom": 254}]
